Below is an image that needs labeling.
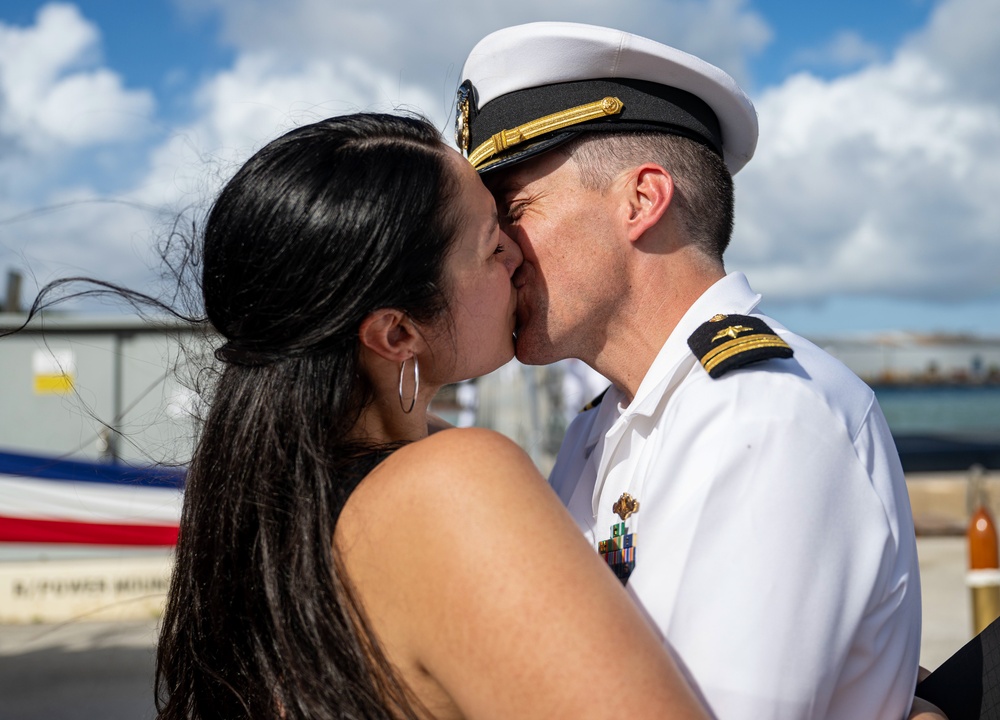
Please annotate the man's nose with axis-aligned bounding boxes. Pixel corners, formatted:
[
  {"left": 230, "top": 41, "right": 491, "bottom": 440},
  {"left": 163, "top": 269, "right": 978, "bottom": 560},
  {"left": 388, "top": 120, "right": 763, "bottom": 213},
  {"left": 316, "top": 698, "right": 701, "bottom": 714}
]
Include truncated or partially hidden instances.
[{"left": 512, "top": 261, "right": 529, "bottom": 289}]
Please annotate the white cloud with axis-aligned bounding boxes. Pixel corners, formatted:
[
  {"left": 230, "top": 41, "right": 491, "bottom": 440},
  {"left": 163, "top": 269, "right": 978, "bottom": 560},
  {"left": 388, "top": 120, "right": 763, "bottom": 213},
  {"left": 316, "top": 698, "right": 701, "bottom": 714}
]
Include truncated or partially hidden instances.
[
  {"left": 791, "top": 30, "right": 883, "bottom": 71},
  {"left": 1, "top": 190, "right": 162, "bottom": 300},
  {"left": 909, "top": 0, "right": 1000, "bottom": 100},
  {"left": 2, "top": 0, "right": 772, "bottom": 304},
  {"left": 0, "top": 4, "right": 153, "bottom": 153},
  {"left": 4, "top": 0, "right": 997, "bottom": 325},
  {"left": 180, "top": 0, "right": 771, "bottom": 102},
  {"left": 134, "top": 50, "right": 442, "bottom": 210},
  {"left": 0, "top": 4, "right": 157, "bottom": 303},
  {"left": 730, "top": 0, "right": 1000, "bottom": 305},
  {"left": 3, "top": 44, "right": 446, "bottom": 303}
]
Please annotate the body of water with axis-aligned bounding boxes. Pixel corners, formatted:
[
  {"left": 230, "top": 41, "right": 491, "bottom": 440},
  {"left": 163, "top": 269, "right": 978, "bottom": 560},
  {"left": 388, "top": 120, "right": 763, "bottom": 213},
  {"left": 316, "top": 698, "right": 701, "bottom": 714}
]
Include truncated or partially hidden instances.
[
  {"left": 873, "top": 384, "right": 1000, "bottom": 437},
  {"left": 872, "top": 384, "right": 1000, "bottom": 471}
]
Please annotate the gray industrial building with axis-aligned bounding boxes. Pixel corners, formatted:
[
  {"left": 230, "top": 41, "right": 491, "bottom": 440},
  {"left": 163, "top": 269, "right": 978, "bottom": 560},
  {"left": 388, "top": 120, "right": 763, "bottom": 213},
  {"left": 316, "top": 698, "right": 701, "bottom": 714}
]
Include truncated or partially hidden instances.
[
  {"left": 0, "top": 312, "right": 208, "bottom": 467},
  {"left": 0, "top": 309, "right": 571, "bottom": 472}
]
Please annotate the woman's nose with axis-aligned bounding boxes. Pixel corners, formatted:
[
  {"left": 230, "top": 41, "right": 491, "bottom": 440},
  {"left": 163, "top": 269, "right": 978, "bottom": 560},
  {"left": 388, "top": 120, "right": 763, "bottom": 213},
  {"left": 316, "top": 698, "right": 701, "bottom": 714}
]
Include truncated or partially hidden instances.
[{"left": 503, "top": 230, "right": 523, "bottom": 277}]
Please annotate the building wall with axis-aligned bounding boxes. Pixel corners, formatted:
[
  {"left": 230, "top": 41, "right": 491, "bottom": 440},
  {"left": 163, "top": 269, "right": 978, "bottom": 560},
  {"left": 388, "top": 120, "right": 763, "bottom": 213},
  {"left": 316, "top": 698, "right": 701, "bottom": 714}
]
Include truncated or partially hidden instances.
[{"left": 0, "top": 315, "right": 205, "bottom": 466}]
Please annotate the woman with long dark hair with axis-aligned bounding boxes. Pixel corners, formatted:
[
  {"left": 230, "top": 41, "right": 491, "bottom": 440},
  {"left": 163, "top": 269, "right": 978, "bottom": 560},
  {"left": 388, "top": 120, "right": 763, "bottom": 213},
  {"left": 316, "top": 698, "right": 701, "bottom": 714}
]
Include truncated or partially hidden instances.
[{"left": 151, "top": 112, "right": 710, "bottom": 719}]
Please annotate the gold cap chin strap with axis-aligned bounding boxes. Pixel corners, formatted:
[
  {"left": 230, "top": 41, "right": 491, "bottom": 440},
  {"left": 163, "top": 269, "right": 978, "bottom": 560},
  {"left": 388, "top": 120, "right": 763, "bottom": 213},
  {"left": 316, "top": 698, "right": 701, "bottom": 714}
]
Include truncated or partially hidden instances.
[{"left": 468, "top": 96, "right": 624, "bottom": 169}]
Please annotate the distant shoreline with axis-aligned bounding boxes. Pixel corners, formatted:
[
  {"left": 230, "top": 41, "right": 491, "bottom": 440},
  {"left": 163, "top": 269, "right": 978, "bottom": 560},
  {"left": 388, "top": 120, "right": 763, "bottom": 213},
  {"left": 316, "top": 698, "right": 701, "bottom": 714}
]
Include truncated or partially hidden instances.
[{"left": 866, "top": 378, "right": 1000, "bottom": 388}]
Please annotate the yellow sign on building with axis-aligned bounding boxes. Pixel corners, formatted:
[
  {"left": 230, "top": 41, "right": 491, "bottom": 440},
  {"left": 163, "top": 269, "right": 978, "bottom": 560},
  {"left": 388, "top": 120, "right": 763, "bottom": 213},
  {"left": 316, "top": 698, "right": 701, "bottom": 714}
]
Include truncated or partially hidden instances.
[{"left": 32, "top": 348, "right": 75, "bottom": 394}]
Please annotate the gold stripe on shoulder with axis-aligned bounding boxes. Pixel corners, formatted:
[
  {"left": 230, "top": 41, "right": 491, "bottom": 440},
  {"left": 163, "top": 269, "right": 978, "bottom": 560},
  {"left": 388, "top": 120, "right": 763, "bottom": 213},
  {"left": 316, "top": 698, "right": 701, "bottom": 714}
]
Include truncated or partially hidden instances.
[
  {"left": 703, "top": 336, "right": 792, "bottom": 375},
  {"left": 581, "top": 387, "right": 609, "bottom": 412}
]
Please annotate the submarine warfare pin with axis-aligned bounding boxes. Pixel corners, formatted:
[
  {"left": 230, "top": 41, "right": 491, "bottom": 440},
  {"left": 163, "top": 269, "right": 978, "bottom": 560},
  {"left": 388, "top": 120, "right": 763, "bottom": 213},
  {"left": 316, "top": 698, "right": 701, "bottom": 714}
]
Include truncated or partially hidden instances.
[{"left": 598, "top": 493, "right": 639, "bottom": 584}]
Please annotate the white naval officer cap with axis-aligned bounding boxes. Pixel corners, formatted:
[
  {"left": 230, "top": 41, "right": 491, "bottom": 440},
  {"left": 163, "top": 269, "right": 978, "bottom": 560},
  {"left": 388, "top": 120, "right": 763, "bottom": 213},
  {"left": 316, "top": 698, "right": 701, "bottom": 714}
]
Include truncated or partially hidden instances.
[{"left": 456, "top": 22, "right": 758, "bottom": 175}]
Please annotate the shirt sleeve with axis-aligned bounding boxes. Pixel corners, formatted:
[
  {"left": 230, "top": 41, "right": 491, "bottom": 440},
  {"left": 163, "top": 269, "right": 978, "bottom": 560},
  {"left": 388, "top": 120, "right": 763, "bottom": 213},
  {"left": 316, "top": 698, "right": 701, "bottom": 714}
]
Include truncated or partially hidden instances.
[{"left": 635, "top": 372, "right": 919, "bottom": 720}]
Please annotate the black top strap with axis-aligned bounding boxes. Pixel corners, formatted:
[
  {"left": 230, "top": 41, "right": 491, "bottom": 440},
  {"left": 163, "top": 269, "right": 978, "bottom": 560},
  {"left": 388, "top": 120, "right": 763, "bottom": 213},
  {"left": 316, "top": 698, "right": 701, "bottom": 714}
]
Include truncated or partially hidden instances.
[{"left": 332, "top": 449, "right": 394, "bottom": 525}]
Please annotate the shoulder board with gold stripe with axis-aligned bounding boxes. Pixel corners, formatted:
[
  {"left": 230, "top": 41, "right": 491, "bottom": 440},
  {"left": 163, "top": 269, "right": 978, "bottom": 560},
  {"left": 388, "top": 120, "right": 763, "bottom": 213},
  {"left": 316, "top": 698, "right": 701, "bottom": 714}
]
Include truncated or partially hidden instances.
[
  {"left": 687, "top": 314, "right": 793, "bottom": 379},
  {"left": 581, "top": 387, "right": 609, "bottom": 412}
]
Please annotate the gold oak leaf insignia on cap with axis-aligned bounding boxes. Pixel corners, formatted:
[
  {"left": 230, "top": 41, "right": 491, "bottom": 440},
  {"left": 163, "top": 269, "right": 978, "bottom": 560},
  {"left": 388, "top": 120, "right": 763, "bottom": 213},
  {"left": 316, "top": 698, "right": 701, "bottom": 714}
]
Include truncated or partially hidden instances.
[{"left": 687, "top": 314, "right": 793, "bottom": 378}]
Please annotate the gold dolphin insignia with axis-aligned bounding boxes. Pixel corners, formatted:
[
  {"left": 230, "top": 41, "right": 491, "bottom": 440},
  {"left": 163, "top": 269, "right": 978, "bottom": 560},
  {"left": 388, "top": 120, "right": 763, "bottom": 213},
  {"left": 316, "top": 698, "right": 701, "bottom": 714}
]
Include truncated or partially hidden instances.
[{"left": 712, "top": 325, "right": 753, "bottom": 343}]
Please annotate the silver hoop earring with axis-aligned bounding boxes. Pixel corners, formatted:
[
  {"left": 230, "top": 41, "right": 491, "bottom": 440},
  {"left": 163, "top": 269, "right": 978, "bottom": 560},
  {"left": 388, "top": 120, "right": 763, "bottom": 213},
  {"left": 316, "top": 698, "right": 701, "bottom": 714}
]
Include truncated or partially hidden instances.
[{"left": 398, "top": 356, "right": 419, "bottom": 414}]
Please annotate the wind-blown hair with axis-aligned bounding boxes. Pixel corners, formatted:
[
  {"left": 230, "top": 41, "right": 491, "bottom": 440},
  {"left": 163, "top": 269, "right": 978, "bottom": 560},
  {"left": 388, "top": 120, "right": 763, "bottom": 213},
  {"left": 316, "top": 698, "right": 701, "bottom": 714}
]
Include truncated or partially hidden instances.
[
  {"left": 153, "top": 114, "right": 459, "bottom": 719},
  {"left": 561, "top": 132, "right": 735, "bottom": 260}
]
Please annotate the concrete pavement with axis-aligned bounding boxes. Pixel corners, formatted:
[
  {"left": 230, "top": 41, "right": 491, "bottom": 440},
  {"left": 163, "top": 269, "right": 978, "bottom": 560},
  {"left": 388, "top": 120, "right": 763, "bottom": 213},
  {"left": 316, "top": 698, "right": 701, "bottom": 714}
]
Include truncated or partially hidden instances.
[
  {"left": 917, "top": 536, "right": 971, "bottom": 670},
  {"left": 0, "top": 619, "right": 158, "bottom": 720}
]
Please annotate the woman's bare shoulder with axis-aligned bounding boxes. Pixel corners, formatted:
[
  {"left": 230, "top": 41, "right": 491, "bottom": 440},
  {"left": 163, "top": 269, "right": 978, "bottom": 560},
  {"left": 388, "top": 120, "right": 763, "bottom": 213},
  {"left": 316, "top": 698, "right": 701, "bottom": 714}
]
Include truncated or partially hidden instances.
[
  {"left": 407, "top": 426, "right": 528, "bottom": 458},
  {"left": 402, "top": 426, "right": 529, "bottom": 461},
  {"left": 355, "top": 428, "right": 539, "bottom": 525},
  {"left": 373, "top": 427, "right": 538, "bottom": 494},
  {"left": 334, "top": 427, "right": 560, "bottom": 666}
]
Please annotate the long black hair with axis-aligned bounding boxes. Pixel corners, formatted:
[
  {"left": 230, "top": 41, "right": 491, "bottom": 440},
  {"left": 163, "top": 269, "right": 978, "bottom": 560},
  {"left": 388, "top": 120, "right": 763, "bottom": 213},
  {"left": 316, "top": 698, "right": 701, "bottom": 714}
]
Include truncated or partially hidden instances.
[{"left": 153, "top": 113, "right": 460, "bottom": 719}]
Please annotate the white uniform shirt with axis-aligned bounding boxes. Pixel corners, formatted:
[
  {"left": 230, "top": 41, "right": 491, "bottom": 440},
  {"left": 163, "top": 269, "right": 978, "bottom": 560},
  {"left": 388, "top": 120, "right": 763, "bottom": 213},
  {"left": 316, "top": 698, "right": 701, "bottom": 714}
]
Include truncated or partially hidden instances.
[{"left": 550, "top": 273, "right": 921, "bottom": 720}]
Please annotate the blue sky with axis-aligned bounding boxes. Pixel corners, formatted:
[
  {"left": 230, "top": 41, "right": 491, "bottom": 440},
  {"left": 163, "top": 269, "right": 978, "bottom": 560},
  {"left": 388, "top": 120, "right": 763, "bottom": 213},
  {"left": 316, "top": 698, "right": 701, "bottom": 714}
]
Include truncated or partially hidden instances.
[
  {"left": 0, "top": 0, "right": 997, "bottom": 338},
  {"left": 750, "top": 0, "right": 934, "bottom": 80}
]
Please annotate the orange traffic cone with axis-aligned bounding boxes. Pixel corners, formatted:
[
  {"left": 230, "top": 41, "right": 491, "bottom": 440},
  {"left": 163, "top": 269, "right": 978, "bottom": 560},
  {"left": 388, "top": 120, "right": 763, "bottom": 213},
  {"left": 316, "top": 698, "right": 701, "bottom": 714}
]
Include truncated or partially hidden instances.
[{"left": 967, "top": 465, "right": 1000, "bottom": 635}]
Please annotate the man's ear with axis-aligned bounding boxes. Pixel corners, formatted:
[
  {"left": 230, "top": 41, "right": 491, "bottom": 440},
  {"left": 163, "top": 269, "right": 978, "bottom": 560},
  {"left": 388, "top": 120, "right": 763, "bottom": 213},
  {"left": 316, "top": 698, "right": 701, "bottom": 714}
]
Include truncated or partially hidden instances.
[
  {"left": 358, "top": 309, "right": 422, "bottom": 362},
  {"left": 623, "top": 164, "right": 674, "bottom": 243}
]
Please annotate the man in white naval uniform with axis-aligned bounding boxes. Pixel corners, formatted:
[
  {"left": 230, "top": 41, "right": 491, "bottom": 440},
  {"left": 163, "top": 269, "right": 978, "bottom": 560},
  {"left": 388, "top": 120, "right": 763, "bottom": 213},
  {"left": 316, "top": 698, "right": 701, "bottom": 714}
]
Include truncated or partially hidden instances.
[{"left": 458, "top": 22, "right": 922, "bottom": 720}]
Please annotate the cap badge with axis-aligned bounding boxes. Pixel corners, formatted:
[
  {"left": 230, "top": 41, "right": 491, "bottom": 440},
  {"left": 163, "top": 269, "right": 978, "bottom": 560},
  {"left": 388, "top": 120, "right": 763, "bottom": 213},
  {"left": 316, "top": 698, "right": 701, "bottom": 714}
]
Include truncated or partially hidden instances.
[{"left": 455, "top": 81, "right": 472, "bottom": 153}]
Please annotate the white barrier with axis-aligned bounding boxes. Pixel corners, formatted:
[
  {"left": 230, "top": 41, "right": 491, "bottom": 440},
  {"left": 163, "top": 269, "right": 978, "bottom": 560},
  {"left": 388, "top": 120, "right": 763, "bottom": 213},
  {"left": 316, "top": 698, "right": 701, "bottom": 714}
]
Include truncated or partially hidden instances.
[{"left": 0, "top": 554, "right": 173, "bottom": 623}]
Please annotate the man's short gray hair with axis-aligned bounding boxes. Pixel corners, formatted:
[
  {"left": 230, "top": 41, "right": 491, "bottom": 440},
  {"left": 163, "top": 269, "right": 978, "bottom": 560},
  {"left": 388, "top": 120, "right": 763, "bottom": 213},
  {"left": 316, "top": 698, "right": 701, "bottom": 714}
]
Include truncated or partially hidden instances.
[{"left": 559, "top": 132, "right": 735, "bottom": 260}]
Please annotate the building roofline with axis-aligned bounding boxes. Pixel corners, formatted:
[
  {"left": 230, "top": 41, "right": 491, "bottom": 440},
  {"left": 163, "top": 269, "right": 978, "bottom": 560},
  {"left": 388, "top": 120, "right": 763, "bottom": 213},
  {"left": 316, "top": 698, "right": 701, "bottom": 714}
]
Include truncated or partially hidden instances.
[{"left": 0, "top": 312, "right": 208, "bottom": 335}]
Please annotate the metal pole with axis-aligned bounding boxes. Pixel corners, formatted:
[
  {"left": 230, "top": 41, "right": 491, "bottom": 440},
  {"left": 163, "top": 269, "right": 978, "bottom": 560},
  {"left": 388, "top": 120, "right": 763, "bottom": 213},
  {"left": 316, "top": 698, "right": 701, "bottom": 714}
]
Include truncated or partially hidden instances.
[
  {"left": 4, "top": 270, "right": 22, "bottom": 313},
  {"left": 109, "top": 332, "right": 124, "bottom": 464}
]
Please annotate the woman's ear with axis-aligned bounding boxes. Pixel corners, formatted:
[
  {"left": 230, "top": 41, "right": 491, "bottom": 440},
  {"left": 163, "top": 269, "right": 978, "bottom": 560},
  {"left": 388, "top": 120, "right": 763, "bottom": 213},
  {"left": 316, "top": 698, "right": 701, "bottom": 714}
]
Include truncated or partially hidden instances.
[
  {"left": 358, "top": 309, "right": 422, "bottom": 362},
  {"left": 623, "top": 164, "right": 674, "bottom": 243}
]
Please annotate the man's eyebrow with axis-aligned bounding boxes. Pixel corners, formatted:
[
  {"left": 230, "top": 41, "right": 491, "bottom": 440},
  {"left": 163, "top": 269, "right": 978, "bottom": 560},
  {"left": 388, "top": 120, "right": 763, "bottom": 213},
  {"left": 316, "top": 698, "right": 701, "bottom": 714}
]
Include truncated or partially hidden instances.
[{"left": 485, "top": 173, "right": 519, "bottom": 198}]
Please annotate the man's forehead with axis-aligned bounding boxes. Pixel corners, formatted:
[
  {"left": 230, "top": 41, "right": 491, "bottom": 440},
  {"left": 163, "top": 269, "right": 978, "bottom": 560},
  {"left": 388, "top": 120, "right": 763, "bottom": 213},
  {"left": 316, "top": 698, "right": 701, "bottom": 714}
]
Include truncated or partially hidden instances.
[
  {"left": 483, "top": 150, "right": 574, "bottom": 198},
  {"left": 484, "top": 167, "right": 523, "bottom": 198}
]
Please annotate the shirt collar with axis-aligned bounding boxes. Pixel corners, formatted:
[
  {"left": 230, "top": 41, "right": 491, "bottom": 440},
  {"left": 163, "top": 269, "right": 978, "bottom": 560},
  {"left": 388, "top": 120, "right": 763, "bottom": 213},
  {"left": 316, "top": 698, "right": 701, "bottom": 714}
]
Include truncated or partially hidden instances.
[
  {"left": 582, "top": 272, "right": 762, "bottom": 449},
  {"left": 623, "top": 271, "right": 762, "bottom": 419}
]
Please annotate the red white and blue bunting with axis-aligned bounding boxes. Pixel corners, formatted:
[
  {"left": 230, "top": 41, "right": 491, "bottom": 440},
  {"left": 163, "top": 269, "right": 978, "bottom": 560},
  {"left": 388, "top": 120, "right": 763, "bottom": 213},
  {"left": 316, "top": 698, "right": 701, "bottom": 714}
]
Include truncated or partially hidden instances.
[{"left": 0, "top": 450, "right": 184, "bottom": 546}]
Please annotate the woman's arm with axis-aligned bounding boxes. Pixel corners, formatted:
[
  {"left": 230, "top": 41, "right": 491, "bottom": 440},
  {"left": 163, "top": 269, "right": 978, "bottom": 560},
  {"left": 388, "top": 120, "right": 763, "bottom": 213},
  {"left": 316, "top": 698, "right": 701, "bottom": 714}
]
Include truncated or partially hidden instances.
[
  {"left": 338, "top": 427, "right": 710, "bottom": 720},
  {"left": 909, "top": 697, "right": 947, "bottom": 720},
  {"left": 908, "top": 667, "right": 947, "bottom": 720}
]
